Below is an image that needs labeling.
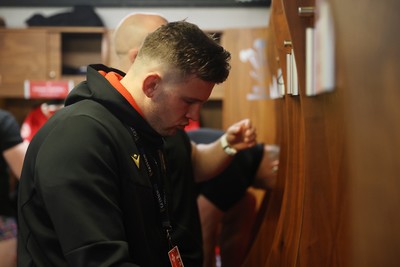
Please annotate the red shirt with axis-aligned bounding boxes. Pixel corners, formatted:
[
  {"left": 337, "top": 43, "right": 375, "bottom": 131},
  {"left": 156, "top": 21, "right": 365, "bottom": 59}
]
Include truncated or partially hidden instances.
[{"left": 20, "top": 106, "right": 50, "bottom": 142}]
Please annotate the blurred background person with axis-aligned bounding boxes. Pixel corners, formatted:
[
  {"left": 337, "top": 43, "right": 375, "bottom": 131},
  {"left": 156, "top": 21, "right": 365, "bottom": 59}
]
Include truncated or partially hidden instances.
[{"left": 0, "top": 109, "right": 28, "bottom": 267}]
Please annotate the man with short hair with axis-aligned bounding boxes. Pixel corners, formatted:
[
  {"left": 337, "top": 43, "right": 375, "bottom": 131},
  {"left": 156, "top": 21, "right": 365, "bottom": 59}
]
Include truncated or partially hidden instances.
[
  {"left": 18, "top": 20, "right": 256, "bottom": 267},
  {"left": 113, "top": 13, "right": 278, "bottom": 267}
]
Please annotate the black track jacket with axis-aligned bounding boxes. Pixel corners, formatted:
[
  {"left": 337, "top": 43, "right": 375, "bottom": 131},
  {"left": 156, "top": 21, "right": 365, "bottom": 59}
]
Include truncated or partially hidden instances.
[{"left": 18, "top": 64, "right": 171, "bottom": 267}]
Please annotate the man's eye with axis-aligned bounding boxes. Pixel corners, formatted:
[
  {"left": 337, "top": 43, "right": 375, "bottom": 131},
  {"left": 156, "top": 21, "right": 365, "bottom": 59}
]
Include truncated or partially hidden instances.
[{"left": 185, "top": 99, "right": 195, "bottom": 104}]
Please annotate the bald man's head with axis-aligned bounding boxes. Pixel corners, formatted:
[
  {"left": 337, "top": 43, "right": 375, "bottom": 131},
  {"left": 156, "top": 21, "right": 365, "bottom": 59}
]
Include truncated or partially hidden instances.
[{"left": 113, "top": 13, "right": 168, "bottom": 71}]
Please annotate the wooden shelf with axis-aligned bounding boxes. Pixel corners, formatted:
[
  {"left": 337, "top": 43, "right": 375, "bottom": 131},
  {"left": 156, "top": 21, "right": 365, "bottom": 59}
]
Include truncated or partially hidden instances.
[{"left": 0, "top": 27, "right": 107, "bottom": 98}]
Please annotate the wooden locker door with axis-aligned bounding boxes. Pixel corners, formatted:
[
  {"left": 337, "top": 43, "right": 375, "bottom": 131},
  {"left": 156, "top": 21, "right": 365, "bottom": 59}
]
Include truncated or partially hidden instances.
[
  {"left": 221, "top": 27, "right": 276, "bottom": 145},
  {"left": 273, "top": 0, "right": 350, "bottom": 266},
  {"left": 221, "top": 27, "right": 279, "bottom": 266},
  {"left": 0, "top": 29, "right": 49, "bottom": 97},
  {"left": 240, "top": 0, "right": 293, "bottom": 264},
  {"left": 332, "top": 1, "right": 400, "bottom": 266},
  {"left": 242, "top": 0, "right": 351, "bottom": 266}
]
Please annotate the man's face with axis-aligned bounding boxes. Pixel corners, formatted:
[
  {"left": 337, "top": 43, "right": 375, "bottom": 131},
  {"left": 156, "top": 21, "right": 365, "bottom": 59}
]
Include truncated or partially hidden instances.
[{"left": 148, "top": 75, "right": 214, "bottom": 136}]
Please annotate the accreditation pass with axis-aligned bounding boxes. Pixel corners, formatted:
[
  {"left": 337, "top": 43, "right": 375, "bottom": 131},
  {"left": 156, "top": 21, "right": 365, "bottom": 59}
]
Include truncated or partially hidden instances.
[{"left": 168, "top": 246, "right": 184, "bottom": 267}]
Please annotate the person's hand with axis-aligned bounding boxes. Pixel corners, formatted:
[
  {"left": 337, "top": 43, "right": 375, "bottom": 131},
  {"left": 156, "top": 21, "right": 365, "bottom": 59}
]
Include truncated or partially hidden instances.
[
  {"left": 253, "top": 144, "right": 280, "bottom": 190},
  {"left": 224, "top": 118, "right": 257, "bottom": 151}
]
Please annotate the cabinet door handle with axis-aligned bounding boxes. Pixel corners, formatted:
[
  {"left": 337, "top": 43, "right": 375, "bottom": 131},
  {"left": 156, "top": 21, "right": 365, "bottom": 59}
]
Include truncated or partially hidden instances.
[{"left": 298, "top": 6, "right": 315, "bottom": 17}]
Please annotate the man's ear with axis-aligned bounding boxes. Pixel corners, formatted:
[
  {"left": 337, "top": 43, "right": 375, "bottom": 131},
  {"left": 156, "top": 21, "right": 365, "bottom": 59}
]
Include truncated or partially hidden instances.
[
  {"left": 128, "top": 48, "right": 139, "bottom": 63},
  {"left": 142, "top": 74, "right": 160, "bottom": 97}
]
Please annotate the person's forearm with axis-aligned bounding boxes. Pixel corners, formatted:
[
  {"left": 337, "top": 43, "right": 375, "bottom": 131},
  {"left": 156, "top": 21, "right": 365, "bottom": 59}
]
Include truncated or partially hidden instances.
[
  {"left": 191, "top": 118, "right": 257, "bottom": 183},
  {"left": 3, "top": 140, "right": 29, "bottom": 179},
  {"left": 192, "top": 140, "right": 233, "bottom": 183}
]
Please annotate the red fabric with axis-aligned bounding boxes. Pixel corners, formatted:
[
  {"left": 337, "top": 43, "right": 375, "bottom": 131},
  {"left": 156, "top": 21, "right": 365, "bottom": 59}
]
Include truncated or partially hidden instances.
[
  {"left": 99, "top": 70, "right": 144, "bottom": 117},
  {"left": 184, "top": 120, "right": 200, "bottom": 131},
  {"left": 20, "top": 106, "right": 49, "bottom": 142}
]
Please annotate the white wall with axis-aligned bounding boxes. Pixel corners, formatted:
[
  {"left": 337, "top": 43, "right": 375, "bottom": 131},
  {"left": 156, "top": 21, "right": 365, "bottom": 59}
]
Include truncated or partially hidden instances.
[{"left": 0, "top": 7, "right": 270, "bottom": 30}]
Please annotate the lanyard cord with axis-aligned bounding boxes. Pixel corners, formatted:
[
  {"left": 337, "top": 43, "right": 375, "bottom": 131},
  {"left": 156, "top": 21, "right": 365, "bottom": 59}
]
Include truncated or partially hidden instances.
[{"left": 128, "top": 126, "right": 173, "bottom": 248}]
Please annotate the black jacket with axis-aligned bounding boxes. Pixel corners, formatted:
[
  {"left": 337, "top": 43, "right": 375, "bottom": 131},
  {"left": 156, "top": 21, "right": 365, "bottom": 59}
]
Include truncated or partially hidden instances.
[
  {"left": 18, "top": 64, "right": 171, "bottom": 267},
  {"left": 165, "top": 130, "right": 203, "bottom": 267}
]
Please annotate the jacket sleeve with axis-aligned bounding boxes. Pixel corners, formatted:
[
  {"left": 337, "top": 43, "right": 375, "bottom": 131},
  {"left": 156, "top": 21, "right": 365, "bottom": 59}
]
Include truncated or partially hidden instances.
[{"left": 35, "top": 114, "right": 140, "bottom": 266}]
